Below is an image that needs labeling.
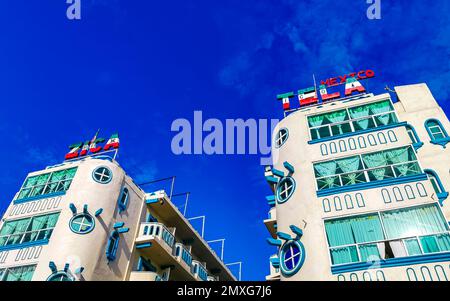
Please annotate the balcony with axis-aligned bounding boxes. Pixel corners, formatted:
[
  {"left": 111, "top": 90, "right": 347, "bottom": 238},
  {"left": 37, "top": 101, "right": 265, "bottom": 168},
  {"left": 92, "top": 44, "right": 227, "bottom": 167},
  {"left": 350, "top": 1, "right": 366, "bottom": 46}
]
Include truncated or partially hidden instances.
[
  {"left": 263, "top": 207, "right": 277, "bottom": 239},
  {"left": 192, "top": 260, "right": 209, "bottom": 281},
  {"left": 265, "top": 254, "right": 281, "bottom": 281},
  {"left": 145, "top": 191, "right": 236, "bottom": 281},
  {"left": 129, "top": 271, "right": 159, "bottom": 281},
  {"left": 174, "top": 242, "right": 193, "bottom": 273},
  {"left": 135, "top": 222, "right": 195, "bottom": 281}
]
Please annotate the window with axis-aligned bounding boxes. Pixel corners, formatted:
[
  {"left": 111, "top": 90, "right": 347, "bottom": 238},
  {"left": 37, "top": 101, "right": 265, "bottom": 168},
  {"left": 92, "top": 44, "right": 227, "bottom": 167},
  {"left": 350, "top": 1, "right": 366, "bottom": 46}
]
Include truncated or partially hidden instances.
[
  {"left": 47, "top": 271, "right": 74, "bottom": 281},
  {"left": 426, "top": 119, "right": 448, "bottom": 140},
  {"left": 0, "top": 213, "right": 60, "bottom": 249},
  {"left": 425, "top": 169, "right": 449, "bottom": 204},
  {"left": 118, "top": 187, "right": 129, "bottom": 212},
  {"left": 276, "top": 177, "right": 296, "bottom": 204},
  {"left": 16, "top": 167, "right": 77, "bottom": 202},
  {"left": 308, "top": 99, "right": 398, "bottom": 141},
  {"left": 0, "top": 265, "right": 36, "bottom": 281},
  {"left": 69, "top": 213, "right": 95, "bottom": 234},
  {"left": 106, "top": 231, "right": 120, "bottom": 261},
  {"left": 314, "top": 146, "right": 421, "bottom": 191},
  {"left": 92, "top": 166, "right": 112, "bottom": 184},
  {"left": 274, "top": 128, "right": 289, "bottom": 148},
  {"left": 325, "top": 204, "right": 450, "bottom": 266},
  {"left": 279, "top": 240, "right": 305, "bottom": 276},
  {"left": 406, "top": 125, "right": 423, "bottom": 151}
]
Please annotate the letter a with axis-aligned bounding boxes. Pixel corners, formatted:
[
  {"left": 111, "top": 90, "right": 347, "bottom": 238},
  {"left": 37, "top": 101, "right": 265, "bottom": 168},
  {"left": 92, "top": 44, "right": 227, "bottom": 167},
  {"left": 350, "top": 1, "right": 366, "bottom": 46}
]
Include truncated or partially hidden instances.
[{"left": 67, "top": 0, "right": 81, "bottom": 20}]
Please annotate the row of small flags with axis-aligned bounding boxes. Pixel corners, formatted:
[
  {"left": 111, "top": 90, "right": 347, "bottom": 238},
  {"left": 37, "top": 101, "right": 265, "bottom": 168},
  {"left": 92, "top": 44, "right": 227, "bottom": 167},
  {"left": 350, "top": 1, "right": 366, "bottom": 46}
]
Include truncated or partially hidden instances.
[{"left": 277, "top": 77, "right": 366, "bottom": 111}]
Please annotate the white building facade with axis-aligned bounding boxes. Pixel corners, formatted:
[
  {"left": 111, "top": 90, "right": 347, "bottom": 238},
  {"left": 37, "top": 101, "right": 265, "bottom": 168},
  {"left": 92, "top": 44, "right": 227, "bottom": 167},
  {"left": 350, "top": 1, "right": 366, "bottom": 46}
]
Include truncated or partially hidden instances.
[
  {"left": 0, "top": 148, "right": 235, "bottom": 281},
  {"left": 265, "top": 83, "right": 450, "bottom": 281}
]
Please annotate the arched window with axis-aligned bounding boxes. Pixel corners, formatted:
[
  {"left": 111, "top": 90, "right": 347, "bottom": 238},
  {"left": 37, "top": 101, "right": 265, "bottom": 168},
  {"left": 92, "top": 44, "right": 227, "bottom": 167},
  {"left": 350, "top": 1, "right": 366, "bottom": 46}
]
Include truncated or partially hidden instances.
[
  {"left": 406, "top": 124, "right": 423, "bottom": 150},
  {"left": 118, "top": 187, "right": 129, "bottom": 212},
  {"left": 425, "top": 119, "right": 450, "bottom": 147},
  {"left": 425, "top": 169, "right": 449, "bottom": 205},
  {"left": 106, "top": 231, "right": 120, "bottom": 261},
  {"left": 279, "top": 240, "right": 306, "bottom": 277}
]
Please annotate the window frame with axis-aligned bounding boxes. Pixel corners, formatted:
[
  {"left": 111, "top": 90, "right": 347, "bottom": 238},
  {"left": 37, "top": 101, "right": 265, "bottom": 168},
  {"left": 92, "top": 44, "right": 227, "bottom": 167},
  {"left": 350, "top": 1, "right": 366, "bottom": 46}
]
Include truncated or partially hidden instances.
[
  {"left": 106, "top": 230, "right": 120, "bottom": 261},
  {"left": 46, "top": 271, "right": 75, "bottom": 281},
  {"left": 118, "top": 187, "right": 130, "bottom": 212},
  {"left": 425, "top": 119, "right": 450, "bottom": 147},
  {"left": 0, "top": 212, "right": 60, "bottom": 250},
  {"left": 15, "top": 167, "right": 78, "bottom": 203},
  {"left": 69, "top": 213, "right": 95, "bottom": 235},
  {"left": 279, "top": 240, "right": 306, "bottom": 277},
  {"left": 306, "top": 98, "right": 399, "bottom": 141},
  {"left": 323, "top": 203, "right": 450, "bottom": 267},
  {"left": 312, "top": 145, "right": 423, "bottom": 192},
  {"left": 276, "top": 176, "right": 296, "bottom": 204},
  {"left": 92, "top": 166, "right": 113, "bottom": 184},
  {"left": 274, "top": 128, "right": 289, "bottom": 149},
  {"left": 0, "top": 265, "right": 37, "bottom": 281}
]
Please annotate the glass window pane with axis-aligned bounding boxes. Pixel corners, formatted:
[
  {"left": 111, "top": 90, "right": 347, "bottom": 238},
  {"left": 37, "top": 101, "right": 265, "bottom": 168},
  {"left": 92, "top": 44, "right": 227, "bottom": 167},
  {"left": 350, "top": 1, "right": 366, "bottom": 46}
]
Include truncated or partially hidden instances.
[
  {"left": 381, "top": 204, "right": 448, "bottom": 239},
  {"left": 330, "top": 246, "right": 359, "bottom": 265},
  {"left": 405, "top": 239, "right": 422, "bottom": 256}
]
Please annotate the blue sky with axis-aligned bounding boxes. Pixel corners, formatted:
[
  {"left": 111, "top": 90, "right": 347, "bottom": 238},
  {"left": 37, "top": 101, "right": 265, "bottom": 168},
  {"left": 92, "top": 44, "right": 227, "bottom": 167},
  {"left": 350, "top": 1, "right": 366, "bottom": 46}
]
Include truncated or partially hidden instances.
[{"left": 0, "top": 0, "right": 449, "bottom": 280}]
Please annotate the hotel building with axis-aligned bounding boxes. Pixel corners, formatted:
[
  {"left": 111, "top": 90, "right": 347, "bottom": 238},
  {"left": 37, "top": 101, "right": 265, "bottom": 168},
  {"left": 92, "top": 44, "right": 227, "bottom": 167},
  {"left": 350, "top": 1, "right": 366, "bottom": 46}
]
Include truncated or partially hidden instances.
[
  {"left": 0, "top": 148, "right": 236, "bottom": 281},
  {"left": 265, "top": 83, "right": 450, "bottom": 281}
]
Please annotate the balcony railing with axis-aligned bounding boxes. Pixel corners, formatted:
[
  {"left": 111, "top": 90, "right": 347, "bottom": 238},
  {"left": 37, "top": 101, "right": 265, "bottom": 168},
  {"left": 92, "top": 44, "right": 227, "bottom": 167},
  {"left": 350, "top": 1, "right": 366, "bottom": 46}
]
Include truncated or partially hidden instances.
[
  {"left": 140, "top": 222, "right": 175, "bottom": 249},
  {"left": 192, "top": 260, "right": 208, "bottom": 281},
  {"left": 174, "top": 242, "right": 193, "bottom": 267}
]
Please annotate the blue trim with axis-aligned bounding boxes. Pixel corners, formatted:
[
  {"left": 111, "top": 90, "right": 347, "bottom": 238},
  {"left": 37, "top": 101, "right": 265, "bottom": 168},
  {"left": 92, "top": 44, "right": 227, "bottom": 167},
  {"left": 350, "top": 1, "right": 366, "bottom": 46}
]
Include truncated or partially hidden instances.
[
  {"left": 95, "top": 208, "right": 103, "bottom": 217},
  {"left": 13, "top": 191, "right": 66, "bottom": 205},
  {"left": 136, "top": 242, "right": 152, "bottom": 249},
  {"left": 113, "top": 222, "right": 125, "bottom": 229},
  {"left": 118, "top": 187, "right": 129, "bottom": 212},
  {"left": 277, "top": 232, "right": 292, "bottom": 241},
  {"left": 424, "top": 169, "right": 449, "bottom": 205},
  {"left": 405, "top": 124, "right": 424, "bottom": 151},
  {"left": 283, "top": 162, "right": 295, "bottom": 174},
  {"left": 308, "top": 122, "right": 408, "bottom": 145},
  {"left": 69, "top": 203, "right": 77, "bottom": 215},
  {"left": 0, "top": 239, "right": 49, "bottom": 251},
  {"left": 272, "top": 169, "right": 284, "bottom": 178},
  {"left": 146, "top": 199, "right": 159, "bottom": 205},
  {"left": 425, "top": 118, "right": 450, "bottom": 148},
  {"left": 106, "top": 231, "right": 120, "bottom": 261},
  {"left": 290, "top": 225, "right": 303, "bottom": 238},
  {"left": 267, "top": 238, "right": 282, "bottom": 246},
  {"left": 266, "top": 176, "right": 279, "bottom": 184},
  {"left": 49, "top": 261, "right": 57, "bottom": 273},
  {"left": 117, "top": 227, "right": 129, "bottom": 234},
  {"left": 331, "top": 252, "right": 450, "bottom": 275},
  {"left": 279, "top": 240, "right": 306, "bottom": 277},
  {"left": 317, "top": 173, "right": 428, "bottom": 197}
]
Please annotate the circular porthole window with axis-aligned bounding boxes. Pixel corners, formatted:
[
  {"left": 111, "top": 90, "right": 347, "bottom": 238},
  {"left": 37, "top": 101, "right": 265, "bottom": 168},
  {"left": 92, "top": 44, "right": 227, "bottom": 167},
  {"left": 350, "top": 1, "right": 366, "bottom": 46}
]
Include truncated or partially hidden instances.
[
  {"left": 279, "top": 240, "right": 306, "bottom": 277},
  {"left": 92, "top": 166, "right": 112, "bottom": 184},
  {"left": 276, "top": 176, "right": 296, "bottom": 204},
  {"left": 47, "top": 271, "right": 75, "bottom": 281},
  {"left": 275, "top": 128, "right": 289, "bottom": 148},
  {"left": 70, "top": 213, "right": 95, "bottom": 234}
]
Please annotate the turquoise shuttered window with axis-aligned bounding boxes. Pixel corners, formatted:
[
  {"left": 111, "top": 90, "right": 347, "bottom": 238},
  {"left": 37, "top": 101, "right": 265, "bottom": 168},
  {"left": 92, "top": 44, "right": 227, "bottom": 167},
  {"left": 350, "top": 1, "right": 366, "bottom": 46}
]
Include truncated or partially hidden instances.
[
  {"left": 0, "top": 265, "right": 36, "bottom": 281},
  {"left": 314, "top": 146, "right": 421, "bottom": 191},
  {"left": 325, "top": 204, "right": 450, "bottom": 266},
  {"left": 0, "top": 213, "right": 60, "bottom": 249},
  {"left": 16, "top": 167, "right": 77, "bottom": 202},
  {"left": 308, "top": 99, "right": 398, "bottom": 141}
]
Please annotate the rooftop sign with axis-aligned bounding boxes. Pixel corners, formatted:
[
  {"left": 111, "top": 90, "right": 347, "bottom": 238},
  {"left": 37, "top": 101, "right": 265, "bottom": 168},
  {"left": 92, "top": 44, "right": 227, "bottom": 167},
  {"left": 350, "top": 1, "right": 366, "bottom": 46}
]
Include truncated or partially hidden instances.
[
  {"left": 65, "top": 130, "right": 120, "bottom": 161},
  {"left": 277, "top": 69, "right": 375, "bottom": 112}
]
